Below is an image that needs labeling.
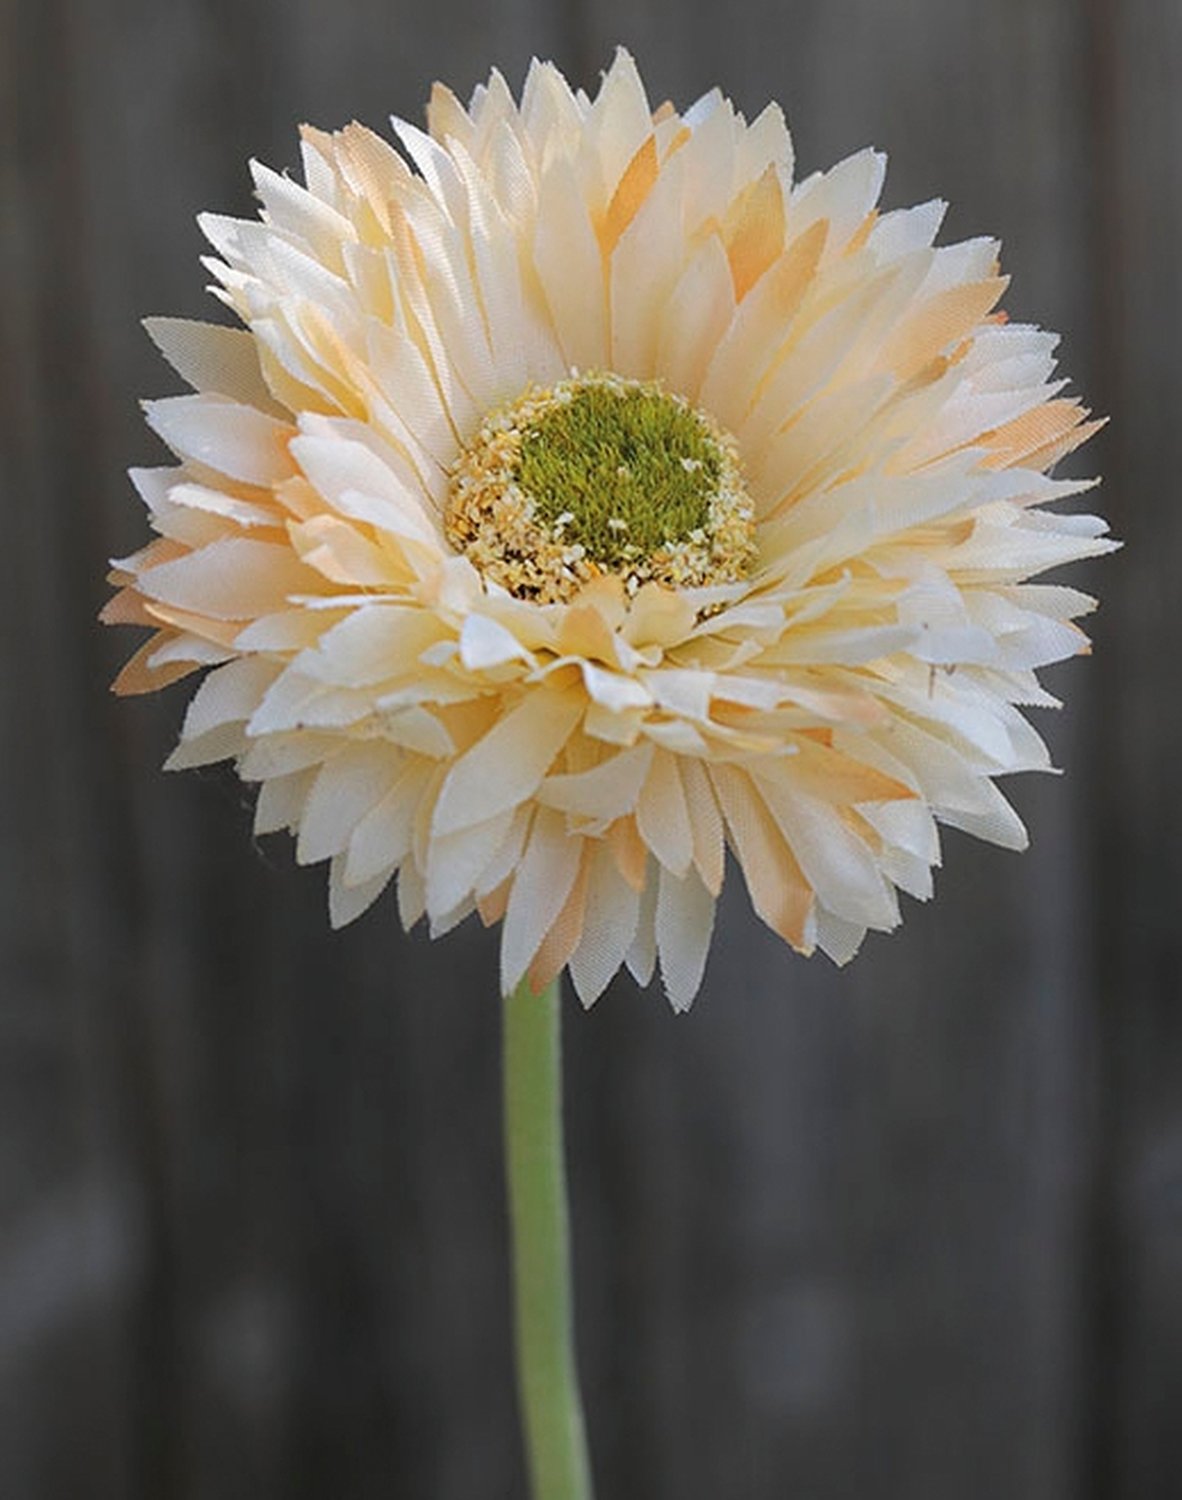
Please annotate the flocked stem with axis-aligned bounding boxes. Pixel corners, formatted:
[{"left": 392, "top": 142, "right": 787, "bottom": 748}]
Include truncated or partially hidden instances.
[{"left": 502, "top": 975, "right": 594, "bottom": 1500}]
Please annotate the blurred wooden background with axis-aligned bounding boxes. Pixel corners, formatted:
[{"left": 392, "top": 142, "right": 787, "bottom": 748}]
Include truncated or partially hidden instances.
[{"left": 1, "top": 0, "right": 1179, "bottom": 1496}]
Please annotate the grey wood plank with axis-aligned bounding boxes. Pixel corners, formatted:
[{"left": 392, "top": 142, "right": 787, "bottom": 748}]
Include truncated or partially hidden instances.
[{"left": 1085, "top": 2, "right": 1182, "bottom": 1497}]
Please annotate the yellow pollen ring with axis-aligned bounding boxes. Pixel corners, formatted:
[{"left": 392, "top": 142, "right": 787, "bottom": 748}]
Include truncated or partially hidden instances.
[{"left": 444, "top": 373, "right": 757, "bottom": 604}]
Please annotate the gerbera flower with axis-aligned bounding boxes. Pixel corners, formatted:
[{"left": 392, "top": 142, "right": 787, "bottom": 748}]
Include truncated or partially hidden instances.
[{"left": 105, "top": 49, "right": 1113, "bottom": 1010}]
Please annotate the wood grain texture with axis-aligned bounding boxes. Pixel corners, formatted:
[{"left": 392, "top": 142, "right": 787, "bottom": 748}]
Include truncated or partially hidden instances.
[{"left": 0, "top": 0, "right": 1175, "bottom": 1497}]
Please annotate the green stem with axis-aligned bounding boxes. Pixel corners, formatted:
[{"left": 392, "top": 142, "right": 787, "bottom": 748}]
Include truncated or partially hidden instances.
[{"left": 502, "top": 975, "right": 594, "bottom": 1500}]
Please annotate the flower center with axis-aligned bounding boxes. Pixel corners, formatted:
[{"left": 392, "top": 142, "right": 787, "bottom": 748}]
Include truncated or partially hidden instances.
[{"left": 444, "top": 374, "right": 757, "bottom": 603}]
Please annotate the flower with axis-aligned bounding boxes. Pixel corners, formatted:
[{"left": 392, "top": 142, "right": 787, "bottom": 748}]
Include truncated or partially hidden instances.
[{"left": 105, "top": 49, "right": 1113, "bottom": 1010}]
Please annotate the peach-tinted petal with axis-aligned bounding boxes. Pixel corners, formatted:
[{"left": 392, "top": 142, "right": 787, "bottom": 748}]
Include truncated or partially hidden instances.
[{"left": 107, "top": 54, "right": 1108, "bottom": 1009}]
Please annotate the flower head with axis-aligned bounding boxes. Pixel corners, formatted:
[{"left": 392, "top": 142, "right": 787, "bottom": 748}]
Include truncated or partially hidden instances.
[{"left": 106, "top": 50, "right": 1113, "bottom": 1009}]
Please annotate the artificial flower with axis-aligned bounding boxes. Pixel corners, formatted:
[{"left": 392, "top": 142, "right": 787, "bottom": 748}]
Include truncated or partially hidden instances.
[{"left": 106, "top": 49, "right": 1113, "bottom": 1009}]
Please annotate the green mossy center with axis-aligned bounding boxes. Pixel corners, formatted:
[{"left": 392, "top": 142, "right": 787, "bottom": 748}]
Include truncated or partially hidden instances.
[
  {"left": 445, "top": 373, "right": 756, "bottom": 603},
  {"left": 516, "top": 383, "right": 721, "bottom": 567}
]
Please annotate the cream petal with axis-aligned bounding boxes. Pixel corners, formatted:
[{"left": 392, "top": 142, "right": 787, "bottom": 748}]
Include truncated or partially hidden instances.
[
  {"left": 520, "top": 58, "right": 585, "bottom": 161},
  {"left": 233, "top": 607, "right": 340, "bottom": 653},
  {"left": 710, "top": 765, "right": 815, "bottom": 952},
  {"left": 144, "top": 318, "right": 288, "bottom": 416},
  {"left": 395, "top": 116, "right": 479, "bottom": 228},
  {"left": 533, "top": 157, "right": 608, "bottom": 369},
  {"left": 429, "top": 895, "right": 477, "bottom": 938},
  {"left": 148, "top": 633, "right": 234, "bottom": 670},
  {"left": 624, "top": 865, "right": 658, "bottom": 987},
  {"left": 293, "top": 422, "right": 441, "bottom": 526},
  {"left": 937, "top": 780, "right": 1028, "bottom": 850},
  {"left": 697, "top": 216, "right": 827, "bottom": 430},
  {"left": 876, "top": 716, "right": 1027, "bottom": 848},
  {"left": 289, "top": 516, "right": 403, "bottom": 587},
  {"left": 459, "top": 613, "right": 535, "bottom": 671},
  {"left": 426, "top": 808, "right": 514, "bottom": 914},
  {"left": 164, "top": 481, "right": 280, "bottom": 530},
  {"left": 138, "top": 538, "right": 323, "bottom": 620},
  {"left": 426, "top": 78, "right": 473, "bottom": 151},
  {"left": 679, "top": 93, "right": 738, "bottom": 229},
  {"left": 867, "top": 199, "right": 947, "bottom": 262},
  {"left": 249, "top": 160, "right": 356, "bottom": 270},
  {"left": 433, "top": 690, "right": 583, "bottom": 836},
  {"left": 641, "top": 720, "right": 711, "bottom": 755},
  {"left": 636, "top": 752, "right": 694, "bottom": 876},
  {"left": 608, "top": 151, "right": 688, "bottom": 377},
  {"left": 254, "top": 767, "right": 315, "bottom": 835},
  {"left": 345, "top": 760, "right": 437, "bottom": 885},
  {"left": 580, "top": 662, "right": 653, "bottom": 713},
  {"left": 362, "top": 321, "right": 463, "bottom": 467},
  {"left": 144, "top": 395, "right": 295, "bottom": 486},
  {"left": 164, "top": 722, "right": 249, "bottom": 770},
  {"left": 296, "top": 741, "right": 402, "bottom": 864},
  {"left": 739, "top": 255, "right": 926, "bottom": 452},
  {"left": 737, "top": 100, "right": 794, "bottom": 184},
  {"left": 942, "top": 513, "right": 1117, "bottom": 578},
  {"left": 247, "top": 665, "right": 372, "bottom": 735},
  {"left": 297, "top": 129, "right": 339, "bottom": 205},
  {"left": 500, "top": 808, "right": 582, "bottom": 992},
  {"left": 381, "top": 707, "right": 455, "bottom": 758},
  {"left": 790, "top": 147, "right": 886, "bottom": 252},
  {"left": 756, "top": 775, "right": 899, "bottom": 930},
  {"left": 585, "top": 49, "right": 653, "bottom": 200},
  {"left": 654, "top": 236, "right": 735, "bottom": 399},
  {"left": 328, "top": 853, "right": 392, "bottom": 927},
  {"left": 815, "top": 909, "right": 867, "bottom": 967},
  {"left": 749, "top": 373, "right": 893, "bottom": 514},
  {"left": 568, "top": 843, "right": 641, "bottom": 1007},
  {"left": 538, "top": 742, "right": 653, "bottom": 824},
  {"left": 299, "top": 607, "right": 443, "bottom": 686},
  {"left": 474, "top": 806, "right": 531, "bottom": 900},
  {"left": 397, "top": 861, "right": 427, "bottom": 930},
  {"left": 656, "top": 865, "right": 715, "bottom": 1011},
  {"left": 178, "top": 656, "right": 280, "bottom": 740},
  {"left": 678, "top": 757, "right": 725, "bottom": 896}
]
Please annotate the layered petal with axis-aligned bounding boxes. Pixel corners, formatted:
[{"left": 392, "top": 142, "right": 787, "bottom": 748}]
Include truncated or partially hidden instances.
[{"left": 107, "top": 50, "right": 1111, "bottom": 1009}]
